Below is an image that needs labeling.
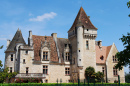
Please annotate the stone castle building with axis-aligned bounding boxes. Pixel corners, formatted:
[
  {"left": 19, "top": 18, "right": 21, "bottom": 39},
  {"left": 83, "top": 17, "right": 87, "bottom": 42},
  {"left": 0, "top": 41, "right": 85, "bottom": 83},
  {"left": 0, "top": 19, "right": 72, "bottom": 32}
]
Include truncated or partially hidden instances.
[{"left": 4, "top": 7, "right": 125, "bottom": 83}]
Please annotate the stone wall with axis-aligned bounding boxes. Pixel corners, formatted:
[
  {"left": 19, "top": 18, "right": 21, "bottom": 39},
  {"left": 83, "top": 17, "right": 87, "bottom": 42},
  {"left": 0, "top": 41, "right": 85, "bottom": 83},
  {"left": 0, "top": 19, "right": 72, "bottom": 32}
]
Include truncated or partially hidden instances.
[{"left": 106, "top": 43, "right": 125, "bottom": 83}]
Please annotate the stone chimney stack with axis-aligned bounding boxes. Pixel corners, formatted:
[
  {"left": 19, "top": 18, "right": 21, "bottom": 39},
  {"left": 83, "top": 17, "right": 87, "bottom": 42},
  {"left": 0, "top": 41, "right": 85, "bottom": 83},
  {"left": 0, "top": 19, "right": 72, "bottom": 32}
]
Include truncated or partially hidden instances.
[
  {"left": 28, "top": 30, "right": 33, "bottom": 46},
  {"left": 51, "top": 33, "right": 61, "bottom": 63},
  {"left": 98, "top": 40, "right": 102, "bottom": 49},
  {"left": 7, "top": 39, "right": 10, "bottom": 48},
  {"left": 51, "top": 33, "right": 57, "bottom": 41}
]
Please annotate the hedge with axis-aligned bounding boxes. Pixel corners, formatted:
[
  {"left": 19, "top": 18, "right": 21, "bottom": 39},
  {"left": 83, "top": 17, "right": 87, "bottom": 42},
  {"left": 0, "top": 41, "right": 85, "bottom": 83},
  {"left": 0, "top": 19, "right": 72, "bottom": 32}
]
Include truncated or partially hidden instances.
[{"left": 0, "top": 83, "right": 130, "bottom": 86}]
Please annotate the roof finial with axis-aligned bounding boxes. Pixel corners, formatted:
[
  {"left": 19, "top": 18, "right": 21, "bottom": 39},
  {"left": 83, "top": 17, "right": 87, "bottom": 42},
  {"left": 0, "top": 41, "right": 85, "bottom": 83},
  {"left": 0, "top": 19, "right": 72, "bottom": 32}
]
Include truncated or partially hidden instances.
[{"left": 17, "top": 28, "right": 20, "bottom": 31}]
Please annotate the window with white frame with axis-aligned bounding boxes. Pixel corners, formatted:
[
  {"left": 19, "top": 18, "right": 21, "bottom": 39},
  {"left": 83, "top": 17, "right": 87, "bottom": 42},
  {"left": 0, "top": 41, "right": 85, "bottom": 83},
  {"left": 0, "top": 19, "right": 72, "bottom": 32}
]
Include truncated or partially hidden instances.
[
  {"left": 113, "top": 67, "right": 118, "bottom": 76},
  {"left": 10, "top": 67, "right": 12, "bottom": 73},
  {"left": 65, "top": 67, "right": 70, "bottom": 76},
  {"left": 113, "top": 55, "right": 118, "bottom": 62},
  {"left": 66, "top": 52, "right": 69, "bottom": 61},
  {"left": 43, "top": 51, "right": 48, "bottom": 60},
  {"left": 43, "top": 65, "right": 48, "bottom": 74}
]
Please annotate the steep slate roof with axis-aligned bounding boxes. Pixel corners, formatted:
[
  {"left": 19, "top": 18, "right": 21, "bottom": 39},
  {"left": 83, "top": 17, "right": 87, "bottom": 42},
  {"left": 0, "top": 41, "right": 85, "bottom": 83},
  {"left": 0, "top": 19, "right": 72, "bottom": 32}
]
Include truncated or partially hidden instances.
[
  {"left": 5, "top": 29, "right": 26, "bottom": 52},
  {"left": 57, "top": 38, "right": 70, "bottom": 62},
  {"left": 68, "top": 7, "right": 97, "bottom": 32},
  {"left": 96, "top": 45, "right": 112, "bottom": 64},
  {"left": 32, "top": 35, "right": 58, "bottom": 62}
]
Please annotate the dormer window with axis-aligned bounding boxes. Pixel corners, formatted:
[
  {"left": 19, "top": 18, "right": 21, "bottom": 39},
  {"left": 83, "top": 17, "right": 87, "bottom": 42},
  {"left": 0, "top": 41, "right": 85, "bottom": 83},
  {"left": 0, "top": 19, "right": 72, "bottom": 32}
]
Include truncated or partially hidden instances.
[
  {"left": 43, "top": 51, "right": 48, "bottom": 60},
  {"left": 66, "top": 52, "right": 69, "bottom": 61}
]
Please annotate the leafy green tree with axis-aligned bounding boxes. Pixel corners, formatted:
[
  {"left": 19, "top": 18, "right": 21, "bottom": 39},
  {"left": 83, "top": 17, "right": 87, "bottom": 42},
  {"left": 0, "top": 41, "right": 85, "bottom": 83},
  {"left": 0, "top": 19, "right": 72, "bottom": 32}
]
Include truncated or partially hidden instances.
[
  {"left": 95, "top": 71, "right": 104, "bottom": 82},
  {"left": 0, "top": 45, "right": 17, "bottom": 83},
  {"left": 85, "top": 66, "right": 95, "bottom": 78},
  {"left": 127, "top": 1, "right": 130, "bottom": 17},
  {"left": 125, "top": 73, "right": 130, "bottom": 83},
  {"left": 0, "top": 45, "right": 3, "bottom": 49},
  {"left": 115, "top": 33, "right": 130, "bottom": 70}
]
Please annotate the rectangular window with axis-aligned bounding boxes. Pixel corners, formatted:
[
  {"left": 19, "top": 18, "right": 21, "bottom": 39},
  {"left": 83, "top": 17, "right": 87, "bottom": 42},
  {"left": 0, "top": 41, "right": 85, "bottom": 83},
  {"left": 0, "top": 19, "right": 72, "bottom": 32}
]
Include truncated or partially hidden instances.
[
  {"left": 26, "top": 67, "right": 29, "bottom": 75},
  {"left": 113, "top": 67, "right": 118, "bottom": 76},
  {"left": 102, "top": 67, "right": 105, "bottom": 75},
  {"left": 65, "top": 67, "right": 70, "bottom": 76},
  {"left": 43, "top": 65, "right": 48, "bottom": 74},
  {"left": 23, "top": 59, "right": 25, "bottom": 63},
  {"left": 25, "top": 50, "right": 28, "bottom": 54},
  {"left": 11, "top": 54, "right": 13, "bottom": 61},
  {"left": 43, "top": 51, "right": 48, "bottom": 60},
  {"left": 113, "top": 56, "right": 118, "bottom": 62},
  {"left": 86, "top": 41, "right": 89, "bottom": 49},
  {"left": 66, "top": 52, "right": 69, "bottom": 61},
  {"left": 10, "top": 67, "right": 12, "bottom": 73}
]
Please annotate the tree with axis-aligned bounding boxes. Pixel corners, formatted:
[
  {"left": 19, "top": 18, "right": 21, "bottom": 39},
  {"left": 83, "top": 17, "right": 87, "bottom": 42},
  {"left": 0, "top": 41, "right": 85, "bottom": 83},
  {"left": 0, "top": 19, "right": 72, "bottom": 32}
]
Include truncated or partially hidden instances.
[
  {"left": 0, "top": 45, "right": 3, "bottom": 49},
  {"left": 125, "top": 73, "right": 130, "bottom": 83},
  {"left": 115, "top": 33, "right": 130, "bottom": 70},
  {"left": 127, "top": 1, "right": 130, "bottom": 17},
  {"left": 95, "top": 71, "right": 104, "bottom": 82},
  {"left": 0, "top": 45, "right": 17, "bottom": 83},
  {"left": 115, "top": 1, "right": 130, "bottom": 70},
  {"left": 85, "top": 66, "right": 95, "bottom": 78}
]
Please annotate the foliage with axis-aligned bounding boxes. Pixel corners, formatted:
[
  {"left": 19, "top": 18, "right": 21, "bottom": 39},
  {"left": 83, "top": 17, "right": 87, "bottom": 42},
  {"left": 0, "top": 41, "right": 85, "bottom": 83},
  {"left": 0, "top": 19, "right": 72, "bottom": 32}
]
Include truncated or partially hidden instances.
[
  {"left": 127, "top": 1, "right": 130, "bottom": 17},
  {"left": 96, "top": 71, "right": 104, "bottom": 79},
  {"left": 15, "top": 78, "right": 42, "bottom": 83},
  {"left": 115, "top": 33, "right": 130, "bottom": 70},
  {"left": 85, "top": 66, "right": 95, "bottom": 78},
  {"left": 125, "top": 73, "right": 130, "bottom": 83},
  {"left": 0, "top": 45, "right": 3, "bottom": 49},
  {"left": 0, "top": 61, "right": 17, "bottom": 83},
  {"left": 85, "top": 66, "right": 104, "bottom": 83},
  {"left": 0, "top": 83, "right": 130, "bottom": 86}
]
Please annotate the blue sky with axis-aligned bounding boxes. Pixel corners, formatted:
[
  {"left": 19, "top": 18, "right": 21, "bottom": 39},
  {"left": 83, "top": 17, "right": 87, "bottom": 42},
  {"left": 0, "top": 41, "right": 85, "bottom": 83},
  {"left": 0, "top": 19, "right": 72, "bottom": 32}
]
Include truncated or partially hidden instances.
[{"left": 0, "top": 0, "right": 129, "bottom": 73}]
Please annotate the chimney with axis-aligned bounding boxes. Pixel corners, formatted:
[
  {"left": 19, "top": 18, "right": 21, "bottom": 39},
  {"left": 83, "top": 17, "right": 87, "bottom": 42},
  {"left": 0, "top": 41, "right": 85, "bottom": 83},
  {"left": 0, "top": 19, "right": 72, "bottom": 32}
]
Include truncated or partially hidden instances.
[
  {"left": 28, "top": 30, "right": 33, "bottom": 46},
  {"left": 51, "top": 33, "right": 57, "bottom": 41},
  {"left": 29, "top": 30, "right": 32, "bottom": 38},
  {"left": 98, "top": 40, "right": 102, "bottom": 49},
  {"left": 51, "top": 33, "right": 61, "bottom": 63},
  {"left": 7, "top": 39, "right": 10, "bottom": 48}
]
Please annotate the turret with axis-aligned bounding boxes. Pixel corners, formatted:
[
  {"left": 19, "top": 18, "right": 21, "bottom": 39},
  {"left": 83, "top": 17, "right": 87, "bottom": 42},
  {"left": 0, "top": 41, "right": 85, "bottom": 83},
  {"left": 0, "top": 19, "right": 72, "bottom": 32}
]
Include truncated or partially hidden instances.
[{"left": 75, "top": 18, "right": 84, "bottom": 67}]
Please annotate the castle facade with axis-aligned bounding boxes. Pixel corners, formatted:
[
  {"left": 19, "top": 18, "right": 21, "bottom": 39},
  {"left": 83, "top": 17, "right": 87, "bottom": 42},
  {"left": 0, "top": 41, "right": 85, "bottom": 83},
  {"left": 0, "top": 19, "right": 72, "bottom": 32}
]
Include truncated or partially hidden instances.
[{"left": 4, "top": 7, "right": 125, "bottom": 83}]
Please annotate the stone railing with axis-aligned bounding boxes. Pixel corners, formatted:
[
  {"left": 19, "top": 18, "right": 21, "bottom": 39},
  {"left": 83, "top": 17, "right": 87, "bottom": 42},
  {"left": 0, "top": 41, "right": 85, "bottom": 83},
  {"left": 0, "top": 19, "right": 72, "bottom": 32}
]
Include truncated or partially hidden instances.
[{"left": 15, "top": 73, "right": 46, "bottom": 78}]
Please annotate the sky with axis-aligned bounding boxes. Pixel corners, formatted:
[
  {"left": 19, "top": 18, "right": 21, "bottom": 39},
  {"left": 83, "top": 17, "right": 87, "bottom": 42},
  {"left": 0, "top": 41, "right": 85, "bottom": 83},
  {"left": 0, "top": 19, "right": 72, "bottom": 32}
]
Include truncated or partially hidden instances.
[{"left": 0, "top": 0, "right": 130, "bottom": 74}]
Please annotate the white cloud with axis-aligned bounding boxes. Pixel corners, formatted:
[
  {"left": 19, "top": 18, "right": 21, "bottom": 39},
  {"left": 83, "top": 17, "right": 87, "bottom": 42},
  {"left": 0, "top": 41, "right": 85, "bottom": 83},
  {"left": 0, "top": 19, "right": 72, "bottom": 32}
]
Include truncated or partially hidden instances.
[
  {"left": 0, "top": 38, "right": 7, "bottom": 41},
  {"left": 29, "top": 12, "right": 57, "bottom": 22}
]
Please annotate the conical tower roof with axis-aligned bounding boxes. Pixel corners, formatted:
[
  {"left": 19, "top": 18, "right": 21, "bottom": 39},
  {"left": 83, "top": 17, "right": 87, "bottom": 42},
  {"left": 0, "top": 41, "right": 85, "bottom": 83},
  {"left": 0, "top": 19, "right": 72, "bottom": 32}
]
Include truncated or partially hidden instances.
[
  {"left": 5, "top": 29, "right": 26, "bottom": 52},
  {"left": 68, "top": 7, "right": 97, "bottom": 32}
]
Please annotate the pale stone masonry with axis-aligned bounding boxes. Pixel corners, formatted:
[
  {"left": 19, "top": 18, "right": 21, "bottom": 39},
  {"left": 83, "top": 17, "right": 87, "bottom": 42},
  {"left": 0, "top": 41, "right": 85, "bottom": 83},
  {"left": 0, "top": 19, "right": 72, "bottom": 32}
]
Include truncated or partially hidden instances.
[{"left": 4, "top": 7, "right": 125, "bottom": 83}]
